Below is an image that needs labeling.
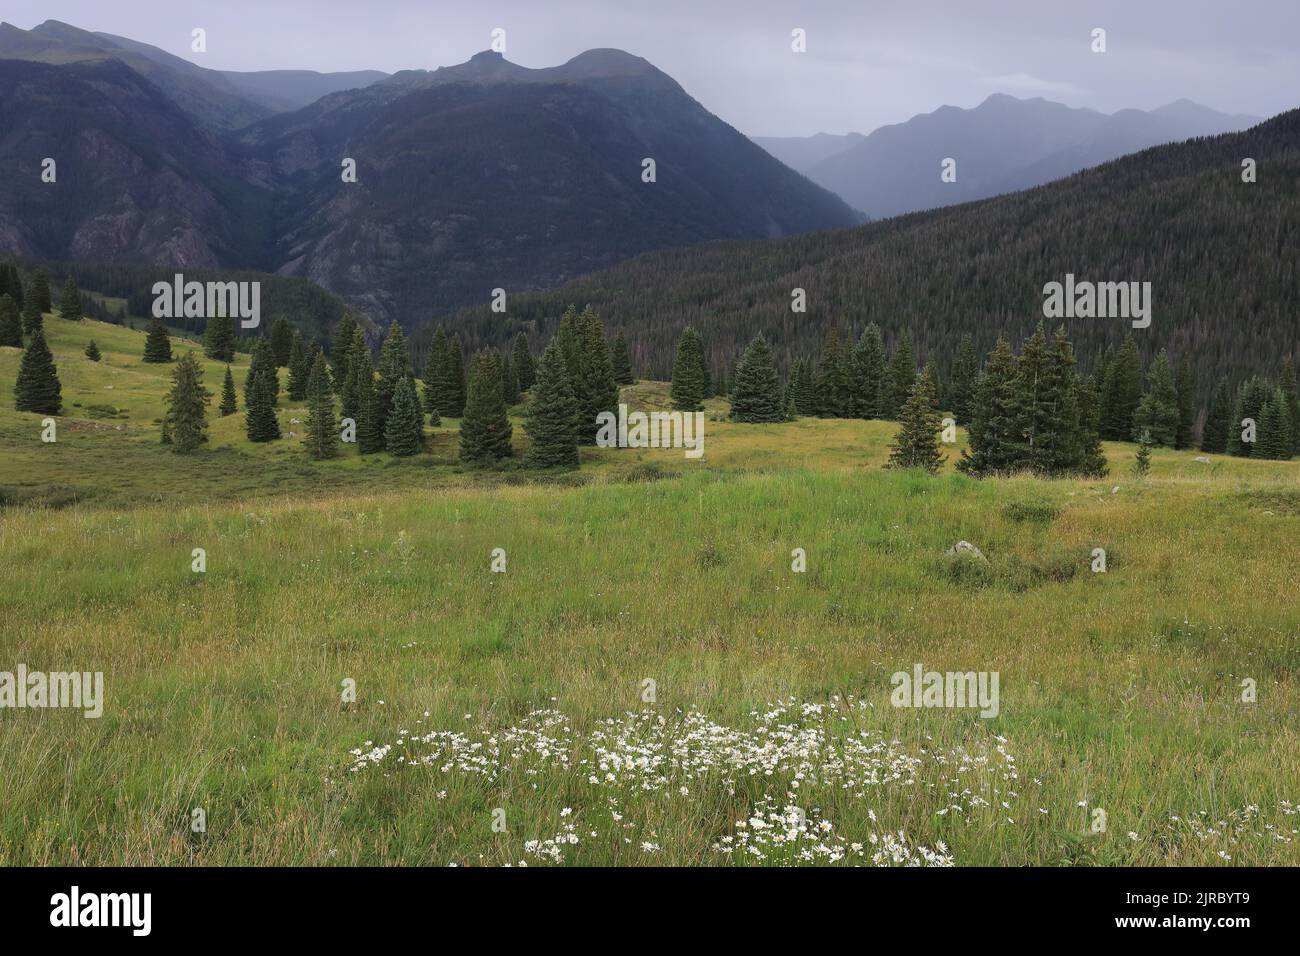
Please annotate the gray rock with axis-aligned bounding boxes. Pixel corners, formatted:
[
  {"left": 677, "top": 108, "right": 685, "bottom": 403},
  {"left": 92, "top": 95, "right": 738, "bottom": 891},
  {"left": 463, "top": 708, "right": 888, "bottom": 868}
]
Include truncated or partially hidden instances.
[{"left": 946, "top": 540, "right": 987, "bottom": 561}]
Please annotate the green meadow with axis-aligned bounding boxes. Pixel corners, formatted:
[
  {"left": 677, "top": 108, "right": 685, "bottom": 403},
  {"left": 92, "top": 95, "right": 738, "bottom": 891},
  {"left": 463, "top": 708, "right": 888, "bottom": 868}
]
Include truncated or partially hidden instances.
[{"left": 1, "top": 314, "right": 1297, "bottom": 866}]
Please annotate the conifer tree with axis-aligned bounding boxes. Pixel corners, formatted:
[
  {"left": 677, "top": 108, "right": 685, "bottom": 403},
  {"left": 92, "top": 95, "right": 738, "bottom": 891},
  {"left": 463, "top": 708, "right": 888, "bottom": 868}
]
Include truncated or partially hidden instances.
[
  {"left": 244, "top": 367, "right": 280, "bottom": 442},
  {"left": 383, "top": 375, "right": 425, "bottom": 457},
  {"left": 1133, "top": 430, "right": 1153, "bottom": 478},
  {"left": 459, "top": 351, "right": 513, "bottom": 465},
  {"left": 1280, "top": 357, "right": 1300, "bottom": 457},
  {"left": 21, "top": 287, "right": 43, "bottom": 335},
  {"left": 0, "top": 294, "right": 21, "bottom": 347},
  {"left": 882, "top": 330, "right": 916, "bottom": 419},
  {"left": 887, "top": 365, "right": 943, "bottom": 473},
  {"left": 1006, "top": 324, "right": 1053, "bottom": 471},
  {"left": 84, "top": 340, "right": 101, "bottom": 361},
  {"left": 331, "top": 314, "right": 360, "bottom": 389},
  {"left": 352, "top": 348, "right": 384, "bottom": 455},
  {"left": 850, "top": 325, "right": 886, "bottom": 419},
  {"left": 244, "top": 339, "right": 279, "bottom": 408},
  {"left": 1132, "top": 349, "right": 1179, "bottom": 446},
  {"left": 502, "top": 350, "right": 521, "bottom": 406},
  {"left": 1200, "top": 377, "right": 1232, "bottom": 453},
  {"left": 795, "top": 357, "right": 817, "bottom": 415},
  {"left": 372, "top": 321, "right": 411, "bottom": 439},
  {"left": 142, "top": 318, "right": 173, "bottom": 363},
  {"left": 449, "top": 334, "right": 467, "bottom": 417},
  {"left": 1227, "top": 377, "right": 1270, "bottom": 457},
  {"left": 13, "top": 328, "right": 61, "bottom": 414},
  {"left": 814, "top": 328, "right": 852, "bottom": 417},
  {"left": 1174, "top": 353, "right": 1196, "bottom": 450},
  {"left": 203, "top": 314, "right": 236, "bottom": 362},
  {"left": 957, "top": 337, "right": 1017, "bottom": 476},
  {"left": 611, "top": 331, "right": 634, "bottom": 385},
  {"left": 287, "top": 332, "right": 311, "bottom": 401},
  {"left": 948, "top": 334, "right": 979, "bottom": 425},
  {"left": 220, "top": 365, "right": 238, "bottom": 416},
  {"left": 577, "top": 312, "right": 619, "bottom": 444},
  {"left": 1100, "top": 335, "right": 1142, "bottom": 440},
  {"left": 1075, "top": 372, "right": 1109, "bottom": 477},
  {"left": 785, "top": 361, "right": 807, "bottom": 416},
  {"left": 303, "top": 351, "right": 340, "bottom": 460},
  {"left": 162, "top": 352, "right": 211, "bottom": 453},
  {"left": 428, "top": 403, "right": 441, "bottom": 427},
  {"left": 1256, "top": 391, "right": 1293, "bottom": 460},
  {"left": 269, "top": 318, "right": 294, "bottom": 368},
  {"left": 523, "top": 339, "right": 580, "bottom": 469},
  {"left": 730, "top": 334, "right": 785, "bottom": 423},
  {"left": 512, "top": 331, "right": 536, "bottom": 391},
  {"left": 671, "top": 326, "right": 707, "bottom": 412},
  {"left": 58, "top": 276, "right": 82, "bottom": 320},
  {"left": 32, "top": 270, "right": 52, "bottom": 313}
]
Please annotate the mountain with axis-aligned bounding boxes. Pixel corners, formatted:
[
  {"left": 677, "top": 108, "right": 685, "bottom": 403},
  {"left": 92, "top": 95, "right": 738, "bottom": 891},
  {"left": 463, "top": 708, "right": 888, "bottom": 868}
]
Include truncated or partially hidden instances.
[
  {"left": 0, "top": 20, "right": 387, "bottom": 129},
  {"left": 0, "top": 58, "right": 269, "bottom": 267},
  {"left": 750, "top": 132, "right": 865, "bottom": 174},
  {"left": 419, "top": 109, "right": 1300, "bottom": 409},
  {"left": 801, "top": 94, "right": 1259, "bottom": 218},
  {"left": 232, "top": 48, "right": 863, "bottom": 324}
]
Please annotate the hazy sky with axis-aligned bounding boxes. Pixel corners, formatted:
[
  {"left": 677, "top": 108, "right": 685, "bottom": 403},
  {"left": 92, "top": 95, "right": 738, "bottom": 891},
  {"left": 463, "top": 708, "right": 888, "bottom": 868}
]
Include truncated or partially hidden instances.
[{"left": 6, "top": 1, "right": 1297, "bottom": 135}]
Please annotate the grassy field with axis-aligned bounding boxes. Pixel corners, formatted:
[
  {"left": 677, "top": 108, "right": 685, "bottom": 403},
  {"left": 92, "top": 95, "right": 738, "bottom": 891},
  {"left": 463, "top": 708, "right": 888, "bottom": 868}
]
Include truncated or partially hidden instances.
[{"left": 1, "top": 314, "right": 1298, "bottom": 866}]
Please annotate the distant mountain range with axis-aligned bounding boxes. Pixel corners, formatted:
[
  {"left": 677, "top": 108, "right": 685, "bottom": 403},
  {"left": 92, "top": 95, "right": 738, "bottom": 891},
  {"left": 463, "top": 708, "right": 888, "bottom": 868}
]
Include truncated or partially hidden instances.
[
  {"left": 428, "top": 108, "right": 1298, "bottom": 409},
  {"left": 755, "top": 95, "right": 1259, "bottom": 218},
  {"left": 0, "top": 20, "right": 388, "bottom": 129},
  {"left": 0, "top": 24, "right": 860, "bottom": 327}
]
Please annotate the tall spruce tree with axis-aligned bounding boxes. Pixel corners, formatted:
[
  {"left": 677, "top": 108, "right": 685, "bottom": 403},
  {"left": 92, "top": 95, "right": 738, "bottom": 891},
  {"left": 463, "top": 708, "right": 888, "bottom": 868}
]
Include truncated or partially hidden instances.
[
  {"left": 203, "top": 314, "right": 235, "bottom": 362},
  {"left": 511, "top": 331, "right": 536, "bottom": 390},
  {"left": 459, "top": 351, "right": 513, "bottom": 464},
  {"left": 523, "top": 339, "right": 580, "bottom": 469},
  {"left": 142, "top": 318, "right": 173, "bottom": 363},
  {"left": 671, "top": 326, "right": 707, "bottom": 412},
  {"left": 21, "top": 286, "right": 43, "bottom": 335},
  {"left": 373, "top": 321, "right": 411, "bottom": 439},
  {"left": 244, "top": 366, "right": 280, "bottom": 442},
  {"left": 269, "top": 318, "right": 294, "bottom": 368},
  {"left": 611, "top": 331, "right": 634, "bottom": 385},
  {"left": 331, "top": 314, "right": 360, "bottom": 389},
  {"left": 384, "top": 375, "right": 425, "bottom": 457},
  {"left": 1174, "top": 353, "right": 1197, "bottom": 450},
  {"left": 882, "top": 330, "right": 916, "bottom": 419},
  {"left": 244, "top": 339, "right": 278, "bottom": 408},
  {"left": 957, "top": 337, "right": 1017, "bottom": 476},
  {"left": 13, "top": 328, "right": 61, "bottom": 414},
  {"left": 32, "top": 270, "right": 53, "bottom": 313},
  {"left": 351, "top": 347, "right": 384, "bottom": 455},
  {"left": 58, "top": 276, "right": 82, "bottom": 320},
  {"left": 448, "top": 334, "right": 467, "bottom": 417},
  {"left": 303, "top": 351, "right": 340, "bottom": 460},
  {"left": 814, "top": 328, "right": 852, "bottom": 417},
  {"left": 1100, "top": 335, "right": 1142, "bottom": 440},
  {"left": 576, "top": 311, "right": 619, "bottom": 444},
  {"left": 1076, "top": 372, "right": 1109, "bottom": 477},
  {"left": 1279, "top": 357, "right": 1300, "bottom": 457},
  {"left": 219, "top": 365, "right": 238, "bottom": 416},
  {"left": 162, "top": 352, "right": 211, "bottom": 453},
  {"left": 1132, "top": 349, "right": 1180, "bottom": 447},
  {"left": 1006, "top": 324, "right": 1052, "bottom": 471},
  {"left": 1256, "top": 391, "right": 1293, "bottom": 460},
  {"left": 887, "top": 366, "right": 943, "bottom": 473},
  {"left": 948, "top": 334, "right": 979, "bottom": 425},
  {"left": 729, "top": 334, "right": 784, "bottom": 423},
  {"left": 1200, "top": 377, "right": 1232, "bottom": 453},
  {"left": 1227, "top": 377, "right": 1270, "bottom": 456},
  {"left": 287, "top": 332, "right": 311, "bottom": 401},
  {"left": 0, "top": 294, "right": 21, "bottom": 347}
]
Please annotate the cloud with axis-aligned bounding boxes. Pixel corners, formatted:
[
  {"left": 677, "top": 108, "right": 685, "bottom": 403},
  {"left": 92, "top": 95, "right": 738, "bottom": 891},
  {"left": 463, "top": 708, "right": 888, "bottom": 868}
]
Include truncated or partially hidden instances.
[{"left": 978, "top": 73, "right": 1088, "bottom": 97}]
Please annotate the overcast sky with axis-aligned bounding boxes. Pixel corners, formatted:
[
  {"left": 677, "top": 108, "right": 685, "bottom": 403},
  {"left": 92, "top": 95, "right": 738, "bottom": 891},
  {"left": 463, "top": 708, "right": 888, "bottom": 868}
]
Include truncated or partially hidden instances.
[{"left": 6, "top": 1, "right": 1297, "bottom": 135}]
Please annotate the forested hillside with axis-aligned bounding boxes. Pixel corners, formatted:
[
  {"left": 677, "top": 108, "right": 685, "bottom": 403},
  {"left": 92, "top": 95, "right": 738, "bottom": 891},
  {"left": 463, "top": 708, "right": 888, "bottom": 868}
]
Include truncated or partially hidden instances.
[{"left": 422, "top": 109, "right": 1299, "bottom": 405}]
